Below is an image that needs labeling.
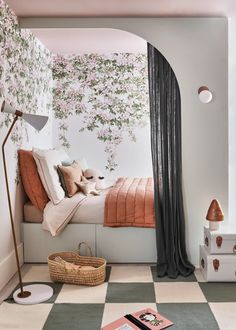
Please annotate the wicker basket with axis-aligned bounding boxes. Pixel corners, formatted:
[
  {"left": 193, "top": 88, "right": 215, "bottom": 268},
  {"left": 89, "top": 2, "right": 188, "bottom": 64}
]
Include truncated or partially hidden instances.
[{"left": 47, "top": 242, "right": 106, "bottom": 286}]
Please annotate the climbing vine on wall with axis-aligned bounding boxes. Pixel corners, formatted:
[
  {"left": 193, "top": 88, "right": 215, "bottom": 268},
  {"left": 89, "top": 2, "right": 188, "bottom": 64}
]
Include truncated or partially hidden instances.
[{"left": 53, "top": 53, "right": 149, "bottom": 171}]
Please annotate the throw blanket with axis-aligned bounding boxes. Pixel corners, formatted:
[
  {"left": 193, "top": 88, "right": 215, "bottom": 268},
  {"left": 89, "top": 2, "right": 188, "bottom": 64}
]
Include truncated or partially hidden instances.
[
  {"left": 43, "top": 193, "right": 87, "bottom": 236},
  {"left": 104, "top": 177, "right": 155, "bottom": 227}
]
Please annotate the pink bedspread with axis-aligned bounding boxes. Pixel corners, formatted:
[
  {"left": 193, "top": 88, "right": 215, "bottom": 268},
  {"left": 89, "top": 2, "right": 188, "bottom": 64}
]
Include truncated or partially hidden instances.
[{"left": 104, "top": 177, "right": 155, "bottom": 227}]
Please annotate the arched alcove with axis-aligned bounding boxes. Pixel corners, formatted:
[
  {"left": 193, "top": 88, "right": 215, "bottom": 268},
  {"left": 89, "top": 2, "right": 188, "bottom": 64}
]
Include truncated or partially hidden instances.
[
  {"left": 32, "top": 28, "right": 153, "bottom": 177},
  {"left": 23, "top": 18, "right": 228, "bottom": 266}
]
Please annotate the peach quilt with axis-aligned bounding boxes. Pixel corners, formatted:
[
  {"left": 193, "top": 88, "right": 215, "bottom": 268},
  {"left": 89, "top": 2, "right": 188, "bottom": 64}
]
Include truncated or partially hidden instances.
[{"left": 104, "top": 177, "right": 155, "bottom": 227}]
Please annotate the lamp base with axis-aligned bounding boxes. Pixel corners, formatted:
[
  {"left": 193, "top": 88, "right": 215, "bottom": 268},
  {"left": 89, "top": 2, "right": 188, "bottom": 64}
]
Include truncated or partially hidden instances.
[
  {"left": 17, "top": 290, "right": 31, "bottom": 298},
  {"left": 13, "top": 284, "right": 53, "bottom": 305},
  {"left": 209, "top": 221, "right": 220, "bottom": 231}
]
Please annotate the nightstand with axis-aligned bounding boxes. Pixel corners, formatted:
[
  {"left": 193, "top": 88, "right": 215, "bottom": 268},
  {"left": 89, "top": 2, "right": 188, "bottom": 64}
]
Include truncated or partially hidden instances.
[{"left": 200, "top": 225, "right": 236, "bottom": 281}]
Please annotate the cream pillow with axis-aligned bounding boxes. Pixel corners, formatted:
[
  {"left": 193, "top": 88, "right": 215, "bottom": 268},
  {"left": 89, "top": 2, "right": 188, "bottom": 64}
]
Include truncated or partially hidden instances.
[{"left": 32, "top": 148, "right": 65, "bottom": 204}]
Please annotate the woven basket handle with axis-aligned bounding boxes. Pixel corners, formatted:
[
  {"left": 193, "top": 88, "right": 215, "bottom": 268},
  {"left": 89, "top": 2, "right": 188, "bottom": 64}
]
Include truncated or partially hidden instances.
[{"left": 77, "top": 241, "right": 93, "bottom": 257}]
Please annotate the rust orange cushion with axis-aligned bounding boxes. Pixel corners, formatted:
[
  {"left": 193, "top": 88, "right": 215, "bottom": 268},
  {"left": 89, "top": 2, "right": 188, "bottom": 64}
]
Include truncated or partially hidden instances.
[{"left": 18, "top": 149, "right": 49, "bottom": 211}]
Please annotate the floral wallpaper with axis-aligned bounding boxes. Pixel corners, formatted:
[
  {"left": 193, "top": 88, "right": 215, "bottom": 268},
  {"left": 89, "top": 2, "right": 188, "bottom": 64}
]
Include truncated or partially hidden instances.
[
  {"left": 0, "top": 0, "right": 149, "bottom": 172},
  {"left": 0, "top": 0, "right": 52, "bottom": 148},
  {"left": 53, "top": 53, "right": 149, "bottom": 171}
]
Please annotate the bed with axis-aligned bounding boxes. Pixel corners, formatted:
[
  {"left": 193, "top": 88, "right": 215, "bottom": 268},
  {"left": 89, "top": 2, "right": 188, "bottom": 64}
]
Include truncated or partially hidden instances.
[
  {"left": 23, "top": 192, "right": 157, "bottom": 263},
  {"left": 24, "top": 189, "right": 106, "bottom": 225},
  {"left": 19, "top": 149, "right": 157, "bottom": 263}
]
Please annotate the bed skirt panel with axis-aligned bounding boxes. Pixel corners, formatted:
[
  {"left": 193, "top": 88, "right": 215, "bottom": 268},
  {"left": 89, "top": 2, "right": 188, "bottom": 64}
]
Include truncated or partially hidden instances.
[{"left": 22, "top": 223, "right": 156, "bottom": 263}]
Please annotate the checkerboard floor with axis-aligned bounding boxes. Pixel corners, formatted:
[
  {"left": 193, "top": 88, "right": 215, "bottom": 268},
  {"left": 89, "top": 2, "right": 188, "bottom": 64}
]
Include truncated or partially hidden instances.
[{"left": 1, "top": 265, "right": 236, "bottom": 329}]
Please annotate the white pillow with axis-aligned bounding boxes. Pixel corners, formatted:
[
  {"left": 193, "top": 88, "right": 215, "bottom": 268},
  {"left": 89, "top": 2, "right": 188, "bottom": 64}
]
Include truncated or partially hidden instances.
[
  {"left": 57, "top": 148, "right": 72, "bottom": 166},
  {"left": 75, "top": 157, "right": 88, "bottom": 171},
  {"left": 32, "top": 148, "right": 65, "bottom": 204}
]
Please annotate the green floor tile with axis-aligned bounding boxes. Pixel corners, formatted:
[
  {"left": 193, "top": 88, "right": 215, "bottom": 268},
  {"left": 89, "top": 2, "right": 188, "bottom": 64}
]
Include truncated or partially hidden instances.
[
  {"left": 106, "top": 283, "right": 155, "bottom": 303},
  {"left": 105, "top": 266, "right": 112, "bottom": 282},
  {"left": 43, "top": 303, "right": 104, "bottom": 330},
  {"left": 199, "top": 282, "right": 236, "bottom": 302},
  {"left": 157, "top": 303, "right": 219, "bottom": 330}
]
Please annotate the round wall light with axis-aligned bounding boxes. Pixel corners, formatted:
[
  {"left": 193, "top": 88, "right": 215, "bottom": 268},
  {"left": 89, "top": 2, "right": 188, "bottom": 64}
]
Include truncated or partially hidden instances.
[{"left": 198, "top": 86, "right": 213, "bottom": 104}]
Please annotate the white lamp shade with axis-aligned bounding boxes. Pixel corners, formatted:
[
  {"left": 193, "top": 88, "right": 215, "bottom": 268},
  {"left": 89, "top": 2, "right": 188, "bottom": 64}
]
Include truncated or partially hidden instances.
[
  {"left": 1, "top": 100, "right": 48, "bottom": 131},
  {"left": 1, "top": 101, "right": 16, "bottom": 114},
  {"left": 22, "top": 113, "right": 48, "bottom": 131},
  {"left": 0, "top": 88, "right": 4, "bottom": 106}
]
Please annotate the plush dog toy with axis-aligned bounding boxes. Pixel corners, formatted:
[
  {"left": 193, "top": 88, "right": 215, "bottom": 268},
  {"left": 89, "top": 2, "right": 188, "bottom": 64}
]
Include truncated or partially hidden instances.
[{"left": 84, "top": 168, "right": 105, "bottom": 190}]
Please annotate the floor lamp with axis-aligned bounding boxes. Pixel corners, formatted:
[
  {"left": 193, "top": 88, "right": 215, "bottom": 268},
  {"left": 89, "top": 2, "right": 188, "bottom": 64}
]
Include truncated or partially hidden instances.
[{"left": 1, "top": 98, "right": 53, "bottom": 304}]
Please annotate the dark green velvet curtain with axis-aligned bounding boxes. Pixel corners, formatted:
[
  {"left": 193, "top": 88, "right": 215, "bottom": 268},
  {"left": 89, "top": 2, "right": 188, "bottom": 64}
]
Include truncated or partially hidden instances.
[{"left": 147, "top": 43, "right": 195, "bottom": 278}]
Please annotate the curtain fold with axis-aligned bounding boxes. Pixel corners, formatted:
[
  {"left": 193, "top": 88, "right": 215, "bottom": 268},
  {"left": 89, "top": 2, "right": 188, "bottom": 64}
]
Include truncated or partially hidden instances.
[{"left": 147, "top": 43, "right": 195, "bottom": 278}]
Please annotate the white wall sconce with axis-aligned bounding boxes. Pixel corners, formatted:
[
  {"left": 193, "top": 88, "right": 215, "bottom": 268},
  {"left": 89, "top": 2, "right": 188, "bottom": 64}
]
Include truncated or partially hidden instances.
[{"left": 198, "top": 86, "right": 213, "bottom": 103}]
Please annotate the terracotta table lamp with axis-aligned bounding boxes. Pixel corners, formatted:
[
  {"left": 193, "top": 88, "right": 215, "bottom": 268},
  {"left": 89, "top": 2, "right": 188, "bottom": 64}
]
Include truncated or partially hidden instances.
[{"left": 206, "top": 199, "right": 224, "bottom": 231}]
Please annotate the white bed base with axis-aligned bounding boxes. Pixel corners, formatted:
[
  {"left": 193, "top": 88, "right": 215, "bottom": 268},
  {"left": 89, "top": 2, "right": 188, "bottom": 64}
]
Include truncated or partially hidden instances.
[{"left": 22, "top": 223, "right": 157, "bottom": 263}]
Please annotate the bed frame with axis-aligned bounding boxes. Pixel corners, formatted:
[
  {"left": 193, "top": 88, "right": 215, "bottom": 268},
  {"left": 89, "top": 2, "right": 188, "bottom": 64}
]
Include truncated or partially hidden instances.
[{"left": 22, "top": 223, "right": 157, "bottom": 263}]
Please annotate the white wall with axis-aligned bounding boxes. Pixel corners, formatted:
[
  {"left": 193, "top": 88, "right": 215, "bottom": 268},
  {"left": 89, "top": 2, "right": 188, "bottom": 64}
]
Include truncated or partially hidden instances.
[
  {"left": 22, "top": 17, "right": 228, "bottom": 266},
  {"left": 228, "top": 17, "right": 236, "bottom": 224}
]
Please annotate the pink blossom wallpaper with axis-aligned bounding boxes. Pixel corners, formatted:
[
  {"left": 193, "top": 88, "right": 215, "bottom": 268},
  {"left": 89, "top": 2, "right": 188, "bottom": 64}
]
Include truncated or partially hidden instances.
[
  {"left": 0, "top": 0, "right": 150, "bottom": 174},
  {"left": 53, "top": 53, "right": 149, "bottom": 171},
  {"left": 0, "top": 0, "right": 52, "bottom": 147}
]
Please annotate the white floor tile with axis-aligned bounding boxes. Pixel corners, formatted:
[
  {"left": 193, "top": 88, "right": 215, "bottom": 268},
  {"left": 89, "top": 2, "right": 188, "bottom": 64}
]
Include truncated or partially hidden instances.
[
  {"left": 55, "top": 283, "right": 108, "bottom": 303},
  {"left": 154, "top": 282, "right": 207, "bottom": 303},
  {"left": 209, "top": 303, "right": 236, "bottom": 330},
  {"left": 109, "top": 266, "right": 153, "bottom": 283},
  {"left": 22, "top": 265, "right": 52, "bottom": 282},
  {"left": 0, "top": 302, "right": 52, "bottom": 330},
  {"left": 102, "top": 303, "right": 158, "bottom": 326}
]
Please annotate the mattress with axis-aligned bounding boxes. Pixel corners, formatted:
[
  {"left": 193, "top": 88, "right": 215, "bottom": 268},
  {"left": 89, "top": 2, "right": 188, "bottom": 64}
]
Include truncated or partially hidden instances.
[{"left": 24, "top": 190, "right": 108, "bottom": 224}]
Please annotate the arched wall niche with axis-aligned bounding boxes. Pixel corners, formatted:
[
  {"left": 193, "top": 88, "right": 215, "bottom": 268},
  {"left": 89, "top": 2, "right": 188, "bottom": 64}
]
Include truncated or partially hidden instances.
[
  {"left": 22, "top": 17, "right": 228, "bottom": 266},
  {"left": 47, "top": 28, "right": 153, "bottom": 176}
]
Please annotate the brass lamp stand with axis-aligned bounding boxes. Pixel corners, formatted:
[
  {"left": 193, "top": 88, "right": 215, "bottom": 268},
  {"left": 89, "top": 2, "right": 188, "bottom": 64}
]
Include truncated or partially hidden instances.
[
  {"left": 1, "top": 98, "right": 53, "bottom": 304},
  {"left": 2, "top": 110, "right": 31, "bottom": 299}
]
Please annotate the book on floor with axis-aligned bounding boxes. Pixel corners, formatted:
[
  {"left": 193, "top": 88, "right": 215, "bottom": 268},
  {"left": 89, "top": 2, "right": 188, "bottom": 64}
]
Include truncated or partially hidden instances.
[{"left": 102, "top": 307, "right": 174, "bottom": 330}]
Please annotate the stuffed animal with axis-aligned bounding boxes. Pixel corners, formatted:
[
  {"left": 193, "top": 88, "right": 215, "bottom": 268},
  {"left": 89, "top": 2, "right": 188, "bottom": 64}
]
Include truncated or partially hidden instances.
[
  {"left": 83, "top": 168, "right": 105, "bottom": 190},
  {"left": 76, "top": 178, "right": 100, "bottom": 196}
]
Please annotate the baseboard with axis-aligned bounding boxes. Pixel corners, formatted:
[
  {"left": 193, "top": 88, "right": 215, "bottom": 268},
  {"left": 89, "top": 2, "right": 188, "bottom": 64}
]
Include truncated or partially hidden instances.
[{"left": 0, "top": 243, "right": 24, "bottom": 292}]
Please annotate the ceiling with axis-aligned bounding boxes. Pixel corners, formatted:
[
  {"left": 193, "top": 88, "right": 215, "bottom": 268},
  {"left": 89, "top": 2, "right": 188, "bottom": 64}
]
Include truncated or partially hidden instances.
[
  {"left": 32, "top": 29, "right": 147, "bottom": 54},
  {"left": 5, "top": 0, "right": 236, "bottom": 17}
]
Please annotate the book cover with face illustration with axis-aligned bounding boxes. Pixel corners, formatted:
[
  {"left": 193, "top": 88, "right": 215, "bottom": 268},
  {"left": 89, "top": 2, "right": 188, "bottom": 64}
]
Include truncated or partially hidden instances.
[{"left": 102, "top": 308, "right": 173, "bottom": 330}]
